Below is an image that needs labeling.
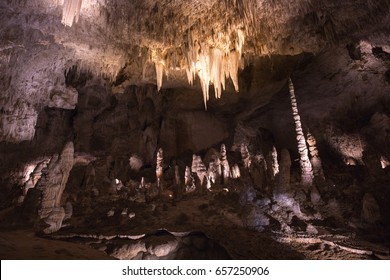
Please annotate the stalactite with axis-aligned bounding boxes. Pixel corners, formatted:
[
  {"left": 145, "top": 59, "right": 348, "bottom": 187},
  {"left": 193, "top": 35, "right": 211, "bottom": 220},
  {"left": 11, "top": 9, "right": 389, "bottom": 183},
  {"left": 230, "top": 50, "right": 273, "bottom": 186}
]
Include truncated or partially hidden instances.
[
  {"left": 228, "top": 51, "right": 240, "bottom": 92},
  {"left": 155, "top": 61, "right": 164, "bottom": 92},
  {"left": 306, "top": 132, "right": 325, "bottom": 179},
  {"left": 176, "top": 28, "right": 244, "bottom": 109},
  {"left": 61, "top": 0, "right": 83, "bottom": 27},
  {"left": 288, "top": 78, "right": 313, "bottom": 187}
]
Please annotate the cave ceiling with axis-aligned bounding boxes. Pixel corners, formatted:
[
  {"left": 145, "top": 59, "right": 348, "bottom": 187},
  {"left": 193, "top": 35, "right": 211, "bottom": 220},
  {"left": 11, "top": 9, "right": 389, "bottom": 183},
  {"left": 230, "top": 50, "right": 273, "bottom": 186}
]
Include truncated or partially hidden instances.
[{"left": 1, "top": 0, "right": 389, "bottom": 104}]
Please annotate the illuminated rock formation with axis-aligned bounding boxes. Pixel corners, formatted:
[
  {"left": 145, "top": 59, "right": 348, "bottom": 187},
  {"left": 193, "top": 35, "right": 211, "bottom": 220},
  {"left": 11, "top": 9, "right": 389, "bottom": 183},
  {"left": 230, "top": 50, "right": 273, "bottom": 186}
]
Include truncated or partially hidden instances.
[
  {"left": 220, "top": 144, "right": 231, "bottom": 184},
  {"left": 129, "top": 154, "right": 143, "bottom": 172},
  {"left": 231, "top": 164, "right": 241, "bottom": 179},
  {"left": 37, "top": 142, "right": 74, "bottom": 234},
  {"left": 156, "top": 148, "right": 164, "bottom": 192},
  {"left": 288, "top": 78, "right": 313, "bottom": 187},
  {"left": 240, "top": 143, "right": 251, "bottom": 169},
  {"left": 48, "top": 86, "right": 78, "bottom": 110},
  {"left": 271, "top": 146, "right": 279, "bottom": 177},
  {"left": 21, "top": 159, "right": 50, "bottom": 201},
  {"left": 191, "top": 155, "right": 207, "bottom": 187},
  {"left": 306, "top": 132, "right": 325, "bottom": 179},
  {"left": 62, "top": 0, "right": 83, "bottom": 27},
  {"left": 184, "top": 166, "right": 195, "bottom": 193}
]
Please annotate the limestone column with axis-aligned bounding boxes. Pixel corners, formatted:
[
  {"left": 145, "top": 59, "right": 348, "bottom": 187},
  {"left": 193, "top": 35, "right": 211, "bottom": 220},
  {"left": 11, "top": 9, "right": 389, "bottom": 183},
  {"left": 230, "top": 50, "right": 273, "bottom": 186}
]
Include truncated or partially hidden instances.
[{"left": 288, "top": 78, "right": 313, "bottom": 187}]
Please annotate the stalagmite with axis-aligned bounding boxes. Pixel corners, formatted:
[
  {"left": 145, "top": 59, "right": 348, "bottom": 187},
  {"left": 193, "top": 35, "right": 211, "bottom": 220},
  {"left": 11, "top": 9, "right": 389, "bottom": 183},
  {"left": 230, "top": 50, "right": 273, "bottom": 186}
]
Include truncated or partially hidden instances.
[
  {"left": 37, "top": 142, "right": 74, "bottom": 234},
  {"left": 156, "top": 148, "right": 164, "bottom": 192},
  {"left": 241, "top": 143, "right": 252, "bottom": 169},
  {"left": 61, "top": 0, "right": 83, "bottom": 27},
  {"left": 207, "top": 160, "right": 219, "bottom": 186},
  {"left": 288, "top": 78, "right": 313, "bottom": 187},
  {"left": 271, "top": 146, "right": 279, "bottom": 177},
  {"left": 220, "top": 144, "right": 231, "bottom": 183},
  {"left": 231, "top": 164, "right": 241, "bottom": 179},
  {"left": 184, "top": 166, "right": 195, "bottom": 193},
  {"left": 306, "top": 132, "right": 325, "bottom": 179},
  {"left": 191, "top": 155, "right": 207, "bottom": 186},
  {"left": 265, "top": 151, "right": 275, "bottom": 182},
  {"left": 139, "top": 177, "right": 145, "bottom": 190}
]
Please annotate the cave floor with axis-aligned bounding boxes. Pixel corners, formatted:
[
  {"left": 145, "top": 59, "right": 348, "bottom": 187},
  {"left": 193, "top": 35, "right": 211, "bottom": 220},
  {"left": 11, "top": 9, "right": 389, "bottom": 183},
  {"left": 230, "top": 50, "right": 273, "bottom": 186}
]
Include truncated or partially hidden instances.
[{"left": 2, "top": 187, "right": 388, "bottom": 260}]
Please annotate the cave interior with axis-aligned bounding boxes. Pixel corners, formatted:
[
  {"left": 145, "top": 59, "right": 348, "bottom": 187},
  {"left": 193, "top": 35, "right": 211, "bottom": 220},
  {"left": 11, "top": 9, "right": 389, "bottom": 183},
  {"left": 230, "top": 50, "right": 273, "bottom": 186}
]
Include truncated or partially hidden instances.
[{"left": 1, "top": 0, "right": 390, "bottom": 260}]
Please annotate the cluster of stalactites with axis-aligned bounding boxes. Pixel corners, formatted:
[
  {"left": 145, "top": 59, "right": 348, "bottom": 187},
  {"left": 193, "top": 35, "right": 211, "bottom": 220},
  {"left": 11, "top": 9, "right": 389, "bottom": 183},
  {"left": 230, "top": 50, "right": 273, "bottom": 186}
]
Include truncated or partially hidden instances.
[
  {"left": 152, "top": 29, "right": 245, "bottom": 110},
  {"left": 61, "top": 0, "right": 83, "bottom": 27},
  {"left": 185, "top": 29, "right": 245, "bottom": 110}
]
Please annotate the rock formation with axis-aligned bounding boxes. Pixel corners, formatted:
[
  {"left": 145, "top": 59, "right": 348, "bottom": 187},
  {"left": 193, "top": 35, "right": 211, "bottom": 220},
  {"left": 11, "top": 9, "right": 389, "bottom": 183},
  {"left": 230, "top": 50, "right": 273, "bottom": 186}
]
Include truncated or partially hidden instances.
[
  {"left": 220, "top": 144, "right": 230, "bottom": 184},
  {"left": 231, "top": 164, "right": 241, "bottom": 179},
  {"left": 156, "top": 148, "right": 164, "bottom": 192},
  {"left": 240, "top": 143, "right": 252, "bottom": 169},
  {"left": 288, "top": 78, "right": 313, "bottom": 187},
  {"left": 306, "top": 132, "right": 325, "bottom": 179},
  {"left": 36, "top": 142, "right": 74, "bottom": 234},
  {"left": 184, "top": 166, "right": 195, "bottom": 193},
  {"left": 191, "top": 155, "right": 207, "bottom": 187},
  {"left": 271, "top": 146, "right": 279, "bottom": 177},
  {"left": 129, "top": 154, "right": 143, "bottom": 172}
]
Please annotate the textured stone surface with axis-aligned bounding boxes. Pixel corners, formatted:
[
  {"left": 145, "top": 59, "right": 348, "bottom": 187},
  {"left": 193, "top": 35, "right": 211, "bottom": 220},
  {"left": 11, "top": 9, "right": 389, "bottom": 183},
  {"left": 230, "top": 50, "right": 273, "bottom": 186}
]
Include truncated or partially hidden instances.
[{"left": 37, "top": 142, "right": 74, "bottom": 234}]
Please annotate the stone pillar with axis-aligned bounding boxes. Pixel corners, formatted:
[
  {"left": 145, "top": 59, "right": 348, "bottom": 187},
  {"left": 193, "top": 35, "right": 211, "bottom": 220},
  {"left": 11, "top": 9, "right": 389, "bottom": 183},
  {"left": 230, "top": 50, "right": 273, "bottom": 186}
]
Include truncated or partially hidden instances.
[
  {"left": 288, "top": 78, "right": 313, "bottom": 187},
  {"left": 37, "top": 142, "right": 74, "bottom": 234},
  {"left": 156, "top": 148, "right": 164, "bottom": 193},
  {"left": 220, "top": 144, "right": 230, "bottom": 184}
]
